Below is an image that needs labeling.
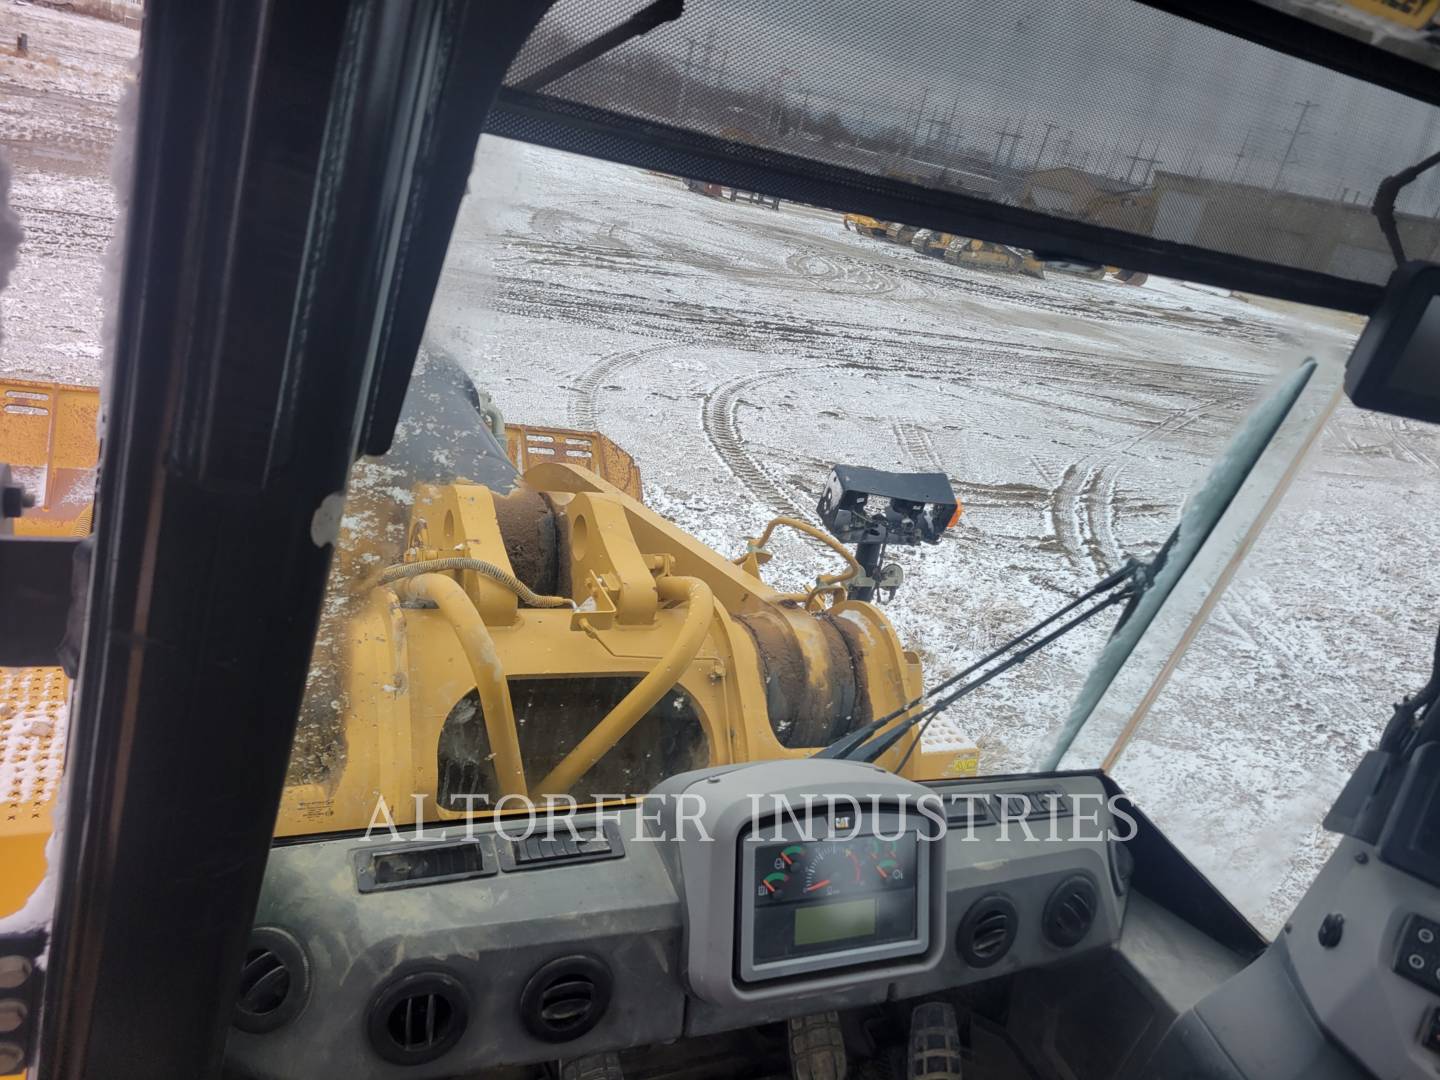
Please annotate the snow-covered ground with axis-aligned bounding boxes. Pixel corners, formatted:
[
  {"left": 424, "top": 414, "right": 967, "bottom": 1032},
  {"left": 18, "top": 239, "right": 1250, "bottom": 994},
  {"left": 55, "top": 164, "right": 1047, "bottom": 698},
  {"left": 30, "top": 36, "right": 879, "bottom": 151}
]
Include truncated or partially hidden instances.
[
  {"left": 3, "top": 4, "right": 1439, "bottom": 936},
  {"left": 438, "top": 137, "right": 1439, "bottom": 933},
  {"left": 0, "top": 0, "right": 131, "bottom": 383}
]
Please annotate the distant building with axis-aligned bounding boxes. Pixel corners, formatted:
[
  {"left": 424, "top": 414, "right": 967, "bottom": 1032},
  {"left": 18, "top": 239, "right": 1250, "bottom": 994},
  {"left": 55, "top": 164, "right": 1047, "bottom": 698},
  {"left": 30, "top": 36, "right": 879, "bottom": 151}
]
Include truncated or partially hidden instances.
[
  {"left": 1018, "top": 166, "right": 1439, "bottom": 284},
  {"left": 1018, "top": 167, "right": 1153, "bottom": 231},
  {"left": 1148, "top": 172, "right": 1440, "bottom": 284}
]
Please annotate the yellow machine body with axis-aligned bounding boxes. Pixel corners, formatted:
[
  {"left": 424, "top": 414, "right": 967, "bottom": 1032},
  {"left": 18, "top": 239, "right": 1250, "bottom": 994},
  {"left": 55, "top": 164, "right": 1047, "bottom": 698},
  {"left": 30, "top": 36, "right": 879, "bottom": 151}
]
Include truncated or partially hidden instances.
[
  {"left": 912, "top": 230, "right": 954, "bottom": 257},
  {"left": 842, "top": 213, "right": 890, "bottom": 237},
  {"left": 0, "top": 379, "right": 979, "bottom": 907},
  {"left": 1108, "top": 267, "right": 1149, "bottom": 286},
  {"left": 883, "top": 222, "right": 920, "bottom": 245},
  {"left": 278, "top": 461, "right": 977, "bottom": 836},
  {"left": 1340, "top": 0, "right": 1439, "bottom": 29},
  {"left": 943, "top": 237, "right": 1047, "bottom": 278},
  {"left": 503, "top": 423, "right": 643, "bottom": 500},
  {"left": 0, "top": 377, "right": 98, "bottom": 538},
  {"left": 0, "top": 378, "right": 96, "bottom": 922}
]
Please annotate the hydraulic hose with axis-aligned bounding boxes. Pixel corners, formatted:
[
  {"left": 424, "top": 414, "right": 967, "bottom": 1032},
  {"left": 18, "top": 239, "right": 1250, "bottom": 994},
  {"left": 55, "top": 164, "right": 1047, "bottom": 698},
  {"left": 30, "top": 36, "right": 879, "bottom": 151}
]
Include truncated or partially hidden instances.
[
  {"left": 381, "top": 557, "right": 573, "bottom": 608},
  {"left": 536, "top": 576, "right": 714, "bottom": 795},
  {"left": 740, "top": 516, "right": 863, "bottom": 588},
  {"left": 396, "top": 573, "right": 527, "bottom": 797}
]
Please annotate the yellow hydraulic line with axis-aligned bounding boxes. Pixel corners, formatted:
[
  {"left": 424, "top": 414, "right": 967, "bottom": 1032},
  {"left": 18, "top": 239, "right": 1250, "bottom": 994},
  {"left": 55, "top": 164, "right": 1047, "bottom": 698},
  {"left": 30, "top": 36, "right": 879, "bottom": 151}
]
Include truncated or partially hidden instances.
[
  {"left": 536, "top": 576, "right": 714, "bottom": 796},
  {"left": 396, "top": 573, "right": 527, "bottom": 798},
  {"left": 380, "top": 557, "right": 573, "bottom": 608},
  {"left": 742, "top": 515, "right": 863, "bottom": 587}
]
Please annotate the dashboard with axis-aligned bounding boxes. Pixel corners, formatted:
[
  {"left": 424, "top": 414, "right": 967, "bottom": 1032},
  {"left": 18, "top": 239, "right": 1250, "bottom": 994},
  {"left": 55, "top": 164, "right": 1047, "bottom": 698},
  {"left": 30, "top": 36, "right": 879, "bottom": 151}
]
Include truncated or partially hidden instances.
[{"left": 226, "top": 761, "right": 1128, "bottom": 1077}]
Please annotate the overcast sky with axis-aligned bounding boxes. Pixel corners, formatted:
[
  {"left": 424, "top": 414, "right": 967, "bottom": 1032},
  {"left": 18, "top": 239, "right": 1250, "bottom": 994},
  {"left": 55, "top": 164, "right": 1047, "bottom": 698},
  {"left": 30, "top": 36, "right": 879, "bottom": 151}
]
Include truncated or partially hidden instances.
[{"left": 538, "top": 0, "right": 1440, "bottom": 212}]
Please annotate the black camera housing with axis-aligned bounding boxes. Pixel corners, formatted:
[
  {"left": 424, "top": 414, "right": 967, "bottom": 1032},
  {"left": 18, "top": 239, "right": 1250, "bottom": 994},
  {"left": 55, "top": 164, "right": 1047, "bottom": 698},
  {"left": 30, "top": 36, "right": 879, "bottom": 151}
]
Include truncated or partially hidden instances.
[
  {"left": 816, "top": 465, "right": 957, "bottom": 547},
  {"left": 1345, "top": 260, "right": 1440, "bottom": 424}
]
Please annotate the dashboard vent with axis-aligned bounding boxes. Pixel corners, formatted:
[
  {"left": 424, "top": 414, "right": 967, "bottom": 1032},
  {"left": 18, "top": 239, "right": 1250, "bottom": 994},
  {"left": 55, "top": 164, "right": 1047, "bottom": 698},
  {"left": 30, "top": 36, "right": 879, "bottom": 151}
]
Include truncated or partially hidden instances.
[
  {"left": 1043, "top": 874, "right": 1099, "bottom": 948},
  {"left": 956, "top": 895, "right": 1017, "bottom": 967},
  {"left": 520, "top": 955, "right": 613, "bottom": 1043},
  {"left": 233, "top": 927, "right": 309, "bottom": 1034},
  {"left": 367, "top": 970, "right": 469, "bottom": 1065},
  {"left": 353, "top": 837, "right": 497, "bottom": 893}
]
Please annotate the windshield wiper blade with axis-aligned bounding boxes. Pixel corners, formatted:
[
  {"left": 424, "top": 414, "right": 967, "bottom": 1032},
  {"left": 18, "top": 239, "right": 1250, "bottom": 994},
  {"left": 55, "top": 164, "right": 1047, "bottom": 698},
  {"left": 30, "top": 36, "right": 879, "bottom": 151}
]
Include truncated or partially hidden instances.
[
  {"left": 514, "top": 0, "right": 684, "bottom": 93},
  {"left": 819, "top": 560, "right": 1140, "bottom": 762}
]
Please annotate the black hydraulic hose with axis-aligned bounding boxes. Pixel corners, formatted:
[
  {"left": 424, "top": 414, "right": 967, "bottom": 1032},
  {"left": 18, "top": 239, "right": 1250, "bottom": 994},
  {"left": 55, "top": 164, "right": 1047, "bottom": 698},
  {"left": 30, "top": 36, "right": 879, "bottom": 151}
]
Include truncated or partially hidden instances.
[
  {"left": 859, "top": 587, "right": 1134, "bottom": 767},
  {"left": 1401, "top": 621, "right": 1440, "bottom": 752},
  {"left": 817, "top": 559, "right": 1140, "bottom": 761}
]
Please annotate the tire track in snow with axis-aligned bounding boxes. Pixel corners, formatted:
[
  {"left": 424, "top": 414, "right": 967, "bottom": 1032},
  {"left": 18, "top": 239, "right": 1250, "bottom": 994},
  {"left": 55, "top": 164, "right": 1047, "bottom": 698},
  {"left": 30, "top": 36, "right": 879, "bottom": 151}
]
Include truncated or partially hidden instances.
[
  {"left": 1047, "top": 462, "right": 1129, "bottom": 575},
  {"left": 891, "top": 420, "right": 946, "bottom": 474},
  {"left": 1383, "top": 415, "right": 1439, "bottom": 474},
  {"left": 1080, "top": 465, "right": 1121, "bottom": 575},
  {"left": 569, "top": 342, "right": 685, "bottom": 430},
  {"left": 1048, "top": 463, "right": 1088, "bottom": 572},
  {"left": 784, "top": 250, "right": 899, "bottom": 296},
  {"left": 701, "top": 367, "right": 814, "bottom": 518}
]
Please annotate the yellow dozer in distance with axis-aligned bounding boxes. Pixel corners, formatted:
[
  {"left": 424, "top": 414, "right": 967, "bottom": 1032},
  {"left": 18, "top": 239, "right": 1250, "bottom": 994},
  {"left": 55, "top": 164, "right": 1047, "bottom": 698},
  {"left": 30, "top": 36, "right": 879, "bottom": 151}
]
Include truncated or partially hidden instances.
[
  {"left": 922, "top": 232, "right": 1046, "bottom": 278},
  {"left": 883, "top": 221, "right": 920, "bottom": 245},
  {"left": 1110, "top": 267, "right": 1149, "bottom": 286},
  {"left": 910, "top": 228, "right": 952, "bottom": 257},
  {"left": 842, "top": 212, "right": 890, "bottom": 237},
  {"left": 1, "top": 356, "right": 976, "bottom": 916}
]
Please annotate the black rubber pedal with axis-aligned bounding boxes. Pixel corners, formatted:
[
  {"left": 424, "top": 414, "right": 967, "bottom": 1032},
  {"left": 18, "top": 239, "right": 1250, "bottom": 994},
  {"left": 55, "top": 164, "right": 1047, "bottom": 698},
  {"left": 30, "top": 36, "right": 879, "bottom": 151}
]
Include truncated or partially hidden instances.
[
  {"left": 908, "top": 1002, "right": 963, "bottom": 1080},
  {"left": 561, "top": 1050, "right": 624, "bottom": 1080},
  {"left": 789, "top": 1011, "right": 848, "bottom": 1080}
]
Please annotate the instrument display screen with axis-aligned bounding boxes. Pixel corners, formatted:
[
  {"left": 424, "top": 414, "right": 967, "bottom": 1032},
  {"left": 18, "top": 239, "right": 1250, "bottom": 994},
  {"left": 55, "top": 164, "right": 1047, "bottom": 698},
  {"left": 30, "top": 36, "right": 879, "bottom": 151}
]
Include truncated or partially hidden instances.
[{"left": 739, "top": 812, "right": 929, "bottom": 981}]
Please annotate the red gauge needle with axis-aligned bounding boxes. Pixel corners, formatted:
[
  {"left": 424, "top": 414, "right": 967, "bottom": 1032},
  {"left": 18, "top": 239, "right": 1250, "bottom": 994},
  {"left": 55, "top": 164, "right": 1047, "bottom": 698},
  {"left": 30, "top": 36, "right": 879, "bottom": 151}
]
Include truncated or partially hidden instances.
[
  {"left": 874, "top": 864, "right": 889, "bottom": 879},
  {"left": 804, "top": 879, "right": 831, "bottom": 893},
  {"left": 763, "top": 880, "right": 776, "bottom": 894},
  {"left": 780, "top": 853, "right": 793, "bottom": 866}
]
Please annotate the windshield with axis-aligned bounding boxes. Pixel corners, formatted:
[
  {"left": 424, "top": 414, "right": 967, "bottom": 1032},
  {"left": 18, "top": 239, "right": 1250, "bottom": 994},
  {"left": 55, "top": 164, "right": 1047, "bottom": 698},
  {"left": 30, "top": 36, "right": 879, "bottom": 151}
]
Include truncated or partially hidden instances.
[{"left": 275, "top": 132, "right": 1440, "bottom": 936}]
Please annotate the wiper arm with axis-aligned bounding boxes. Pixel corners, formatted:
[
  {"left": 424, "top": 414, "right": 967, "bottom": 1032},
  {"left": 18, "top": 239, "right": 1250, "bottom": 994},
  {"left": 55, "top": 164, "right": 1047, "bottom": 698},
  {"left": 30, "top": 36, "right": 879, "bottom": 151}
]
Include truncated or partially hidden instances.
[
  {"left": 514, "top": 0, "right": 684, "bottom": 93},
  {"left": 819, "top": 560, "right": 1141, "bottom": 762},
  {"left": 853, "top": 585, "right": 1136, "bottom": 767},
  {"left": 1381, "top": 621, "right": 1440, "bottom": 756}
]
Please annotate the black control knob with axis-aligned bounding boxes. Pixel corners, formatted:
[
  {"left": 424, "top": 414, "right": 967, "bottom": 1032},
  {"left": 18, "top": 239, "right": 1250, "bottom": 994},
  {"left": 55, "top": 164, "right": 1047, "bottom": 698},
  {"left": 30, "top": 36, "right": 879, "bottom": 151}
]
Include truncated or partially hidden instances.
[{"left": 1318, "top": 913, "right": 1345, "bottom": 949}]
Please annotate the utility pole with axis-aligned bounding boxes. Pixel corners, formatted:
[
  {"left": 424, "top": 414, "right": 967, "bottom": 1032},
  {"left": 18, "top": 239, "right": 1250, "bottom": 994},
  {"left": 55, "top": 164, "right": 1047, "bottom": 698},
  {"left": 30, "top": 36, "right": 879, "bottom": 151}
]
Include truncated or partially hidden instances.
[
  {"left": 1057, "top": 129, "right": 1074, "bottom": 166},
  {"left": 796, "top": 87, "right": 812, "bottom": 137},
  {"left": 1229, "top": 127, "right": 1254, "bottom": 184},
  {"left": 1006, "top": 119, "right": 1024, "bottom": 168},
  {"left": 676, "top": 29, "right": 729, "bottom": 122},
  {"left": 677, "top": 38, "right": 695, "bottom": 119},
  {"left": 1032, "top": 121, "right": 1058, "bottom": 170},
  {"left": 909, "top": 86, "right": 929, "bottom": 157},
  {"left": 1271, "top": 100, "right": 1318, "bottom": 192},
  {"left": 765, "top": 67, "right": 792, "bottom": 136},
  {"left": 1121, "top": 139, "right": 1163, "bottom": 186},
  {"left": 992, "top": 118, "right": 1023, "bottom": 169}
]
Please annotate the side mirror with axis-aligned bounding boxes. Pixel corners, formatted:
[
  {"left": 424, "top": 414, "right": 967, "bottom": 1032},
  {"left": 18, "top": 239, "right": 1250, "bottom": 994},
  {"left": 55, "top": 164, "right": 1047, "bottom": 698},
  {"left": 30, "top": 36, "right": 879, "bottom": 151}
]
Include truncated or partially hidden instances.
[{"left": 1345, "top": 261, "right": 1440, "bottom": 423}]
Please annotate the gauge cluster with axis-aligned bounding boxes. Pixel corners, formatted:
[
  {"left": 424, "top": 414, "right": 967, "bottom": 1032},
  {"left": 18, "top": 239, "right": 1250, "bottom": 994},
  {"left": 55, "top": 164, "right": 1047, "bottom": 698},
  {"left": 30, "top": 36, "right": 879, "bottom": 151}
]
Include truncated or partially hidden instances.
[{"left": 741, "top": 815, "right": 928, "bottom": 980}]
